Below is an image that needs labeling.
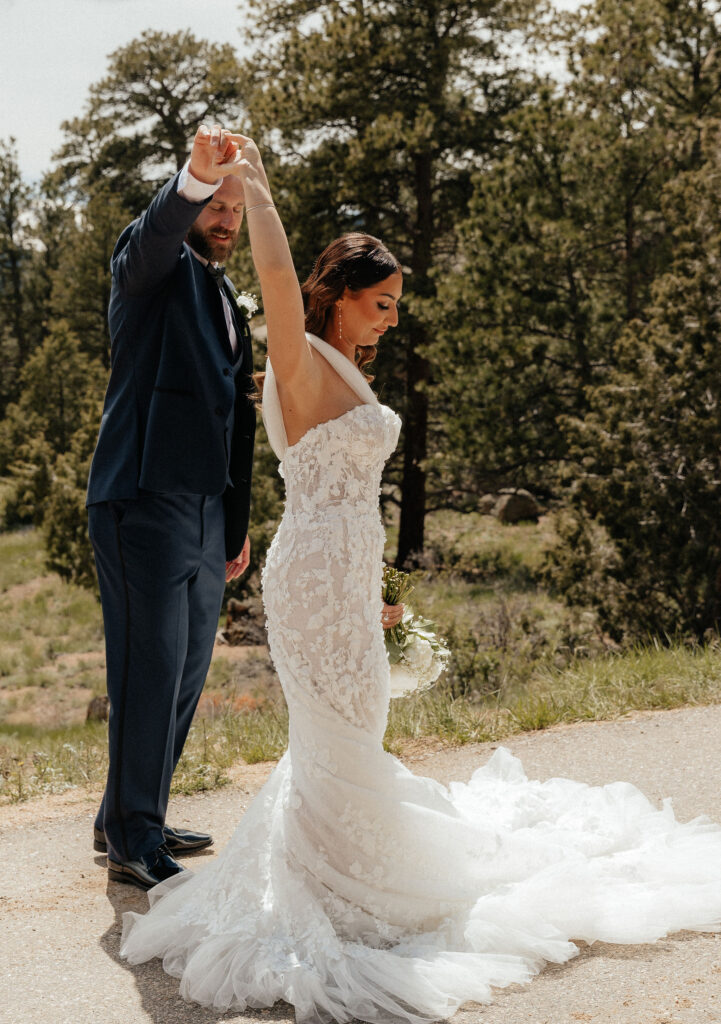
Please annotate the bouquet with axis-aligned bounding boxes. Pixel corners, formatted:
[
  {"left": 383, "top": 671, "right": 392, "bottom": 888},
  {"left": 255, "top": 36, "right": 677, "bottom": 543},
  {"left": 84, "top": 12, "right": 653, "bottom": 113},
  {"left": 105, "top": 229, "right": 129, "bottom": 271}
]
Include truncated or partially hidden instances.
[{"left": 382, "top": 565, "right": 450, "bottom": 698}]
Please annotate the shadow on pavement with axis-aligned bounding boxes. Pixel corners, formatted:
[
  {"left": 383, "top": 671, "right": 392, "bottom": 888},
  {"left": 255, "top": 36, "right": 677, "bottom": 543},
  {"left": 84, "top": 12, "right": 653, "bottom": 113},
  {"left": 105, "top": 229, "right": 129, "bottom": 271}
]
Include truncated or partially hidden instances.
[{"left": 98, "top": 853, "right": 294, "bottom": 1024}]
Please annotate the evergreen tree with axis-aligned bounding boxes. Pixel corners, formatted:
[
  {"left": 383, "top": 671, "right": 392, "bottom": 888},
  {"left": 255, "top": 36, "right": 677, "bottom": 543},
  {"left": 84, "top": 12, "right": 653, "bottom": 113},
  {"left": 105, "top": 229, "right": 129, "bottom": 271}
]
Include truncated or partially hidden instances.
[
  {"left": 22, "top": 176, "right": 77, "bottom": 359},
  {"left": 43, "top": 403, "right": 104, "bottom": 589},
  {"left": 0, "top": 137, "right": 32, "bottom": 403},
  {"left": 0, "top": 322, "right": 105, "bottom": 525},
  {"left": 429, "top": 0, "right": 720, "bottom": 508},
  {"left": 549, "top": 130, "right": 721, "bottom": 639},
  {"left": 49, "top": 188, "right": 132, "bottom": 367},
  {"left": 243, "top": 0, "right": 538, "bottom": 564},
  {"left": 53, "top": 30, "right": 245, "bottom": 210}
]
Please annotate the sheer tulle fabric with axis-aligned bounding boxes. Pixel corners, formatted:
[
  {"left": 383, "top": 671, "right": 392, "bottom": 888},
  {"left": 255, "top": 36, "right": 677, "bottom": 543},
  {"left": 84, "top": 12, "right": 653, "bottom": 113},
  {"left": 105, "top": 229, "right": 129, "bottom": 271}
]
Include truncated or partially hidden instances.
[{"left": 121, "top": 337, "right": 721, "bottom": 1022}]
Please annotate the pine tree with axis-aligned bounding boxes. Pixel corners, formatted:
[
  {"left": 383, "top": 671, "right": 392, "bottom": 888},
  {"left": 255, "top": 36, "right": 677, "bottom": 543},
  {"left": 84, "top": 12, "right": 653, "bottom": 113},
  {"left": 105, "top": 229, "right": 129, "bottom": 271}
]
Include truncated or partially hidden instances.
[
  {"left": 49, "top": 188, "right": 132, "bottom": 367},
  {"left": 0, "top": 138, "right": 32, "bottom": 402},
  {"left": 0, "top": 322, "right": 105, "bottom": 526},
  {"left": 52, "top": 30, "right": 245, "bottom": 210},
  {"left": 551, "top": 130, "right": 721, "bottom": 639},
  {"left": 243, "top": 0, "right": 538, "bottom": 564},
  {"left": 428, "top": 0, "right": 720, "bottom": 509}
]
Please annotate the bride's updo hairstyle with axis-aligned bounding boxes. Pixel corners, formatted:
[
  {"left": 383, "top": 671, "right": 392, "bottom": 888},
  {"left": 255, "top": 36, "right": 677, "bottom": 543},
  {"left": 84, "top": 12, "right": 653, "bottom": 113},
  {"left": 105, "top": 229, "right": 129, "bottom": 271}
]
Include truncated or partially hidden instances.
[{"left": 302, "top": 232, "right": 401, "bottom": 378}]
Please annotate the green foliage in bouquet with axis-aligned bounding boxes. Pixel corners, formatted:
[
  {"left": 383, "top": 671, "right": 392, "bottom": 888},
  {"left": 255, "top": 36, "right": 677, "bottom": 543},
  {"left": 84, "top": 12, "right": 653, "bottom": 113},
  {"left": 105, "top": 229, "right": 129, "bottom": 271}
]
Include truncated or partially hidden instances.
[
  {"left": 381, "top": 565, "right": 415, "bottom": 661},
  {"left": 382, "top": 565, "right": 450, "bottom": 687}
]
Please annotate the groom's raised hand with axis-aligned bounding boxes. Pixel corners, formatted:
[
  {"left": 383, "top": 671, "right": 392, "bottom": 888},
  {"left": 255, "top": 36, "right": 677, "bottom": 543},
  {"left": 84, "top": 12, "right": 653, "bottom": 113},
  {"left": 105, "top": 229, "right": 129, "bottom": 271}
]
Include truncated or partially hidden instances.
[{"left": 189, "top": 124, "right": 242, "bottom": 185}]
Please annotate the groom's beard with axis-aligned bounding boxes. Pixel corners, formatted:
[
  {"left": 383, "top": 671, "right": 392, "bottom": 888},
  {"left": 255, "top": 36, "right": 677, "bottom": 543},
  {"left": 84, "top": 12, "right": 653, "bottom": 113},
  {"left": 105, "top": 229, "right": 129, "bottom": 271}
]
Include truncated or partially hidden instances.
[{"left": 187, "top": 223, "right": 240, "bottom": 264}]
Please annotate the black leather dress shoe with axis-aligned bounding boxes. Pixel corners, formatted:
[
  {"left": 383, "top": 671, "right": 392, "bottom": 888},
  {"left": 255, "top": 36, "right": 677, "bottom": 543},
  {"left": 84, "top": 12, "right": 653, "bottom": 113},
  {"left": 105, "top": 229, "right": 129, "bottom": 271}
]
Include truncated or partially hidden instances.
[
  {"left": 107, "top": 844, "right": 185, "bottom": 890},
  {"left": 94, "top": 824, "right": 213, "bottom": 855},
  {"left": 160, "top": 825, "right": 214, "bottom": 852}
]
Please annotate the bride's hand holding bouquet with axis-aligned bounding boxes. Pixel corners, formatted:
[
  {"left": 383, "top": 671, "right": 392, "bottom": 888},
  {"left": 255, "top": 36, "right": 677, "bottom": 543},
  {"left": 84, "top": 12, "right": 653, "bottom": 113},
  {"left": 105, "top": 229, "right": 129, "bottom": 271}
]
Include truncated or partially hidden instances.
[{"left": 382, "top": 565, "right": 450, "bottom": 698}]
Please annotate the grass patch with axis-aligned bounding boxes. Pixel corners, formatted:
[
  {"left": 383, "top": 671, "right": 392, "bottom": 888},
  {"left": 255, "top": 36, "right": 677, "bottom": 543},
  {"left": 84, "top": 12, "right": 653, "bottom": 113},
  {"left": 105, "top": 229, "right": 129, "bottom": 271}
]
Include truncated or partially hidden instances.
[
  {"left": 0, "top": 529, "right": 106, "bottom": 727},
  {"left": 4, "top": 514, "right": 721, "bottom": 804},
  {"left": 0, "top": 528, "right": 46, "bottom": 592},
  {"left": 384, "top": 640, "right": 721, "bottom": 750},
  {"left": 173, "top": 703, "right": 290, "bottom": 796},
  {"left": 511, "top": 641, "right": 721, "bottom": 727},
  {"left": 0, "top": 721, "right": 109, "bottom": 803},
  {"left": 0, "top": 700, "right": 290, "bottom": 804},
  {"left": 407, "top": 572, "right": 602, "bottom": 705},
  {"left": 5, "top": 640, "right": 721, "bottom": 804},
  {"left": 421, "top": 510, "right": 556, "bottom": 586}
]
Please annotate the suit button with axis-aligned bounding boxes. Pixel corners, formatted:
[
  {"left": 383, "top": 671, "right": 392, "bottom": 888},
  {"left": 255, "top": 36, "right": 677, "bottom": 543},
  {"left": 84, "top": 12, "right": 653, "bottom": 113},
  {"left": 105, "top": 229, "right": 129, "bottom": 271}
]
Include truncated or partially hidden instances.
[
  {"left": 215, "top": 405, "right": 224, "bottom": 417},
  {"left": 223, "top": 368, "right": 232, "bottom": 376}
]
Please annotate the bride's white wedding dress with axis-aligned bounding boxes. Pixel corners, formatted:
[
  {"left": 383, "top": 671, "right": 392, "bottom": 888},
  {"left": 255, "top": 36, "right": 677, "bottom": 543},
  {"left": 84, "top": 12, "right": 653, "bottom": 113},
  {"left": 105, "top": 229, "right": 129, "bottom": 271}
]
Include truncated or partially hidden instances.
[{"left": 121, "top": 334, "right": 721, "bottom": 1023}]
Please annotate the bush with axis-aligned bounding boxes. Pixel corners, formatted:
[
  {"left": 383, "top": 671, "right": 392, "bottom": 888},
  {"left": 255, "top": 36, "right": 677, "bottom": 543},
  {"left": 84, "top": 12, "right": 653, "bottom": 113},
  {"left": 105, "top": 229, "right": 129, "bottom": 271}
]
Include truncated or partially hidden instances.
[
  {"left": 43, "top": 405, "right": 101, "bottom": 590},
  {"left": 1, "top": 438, "right": 53, "bottom": 528}
]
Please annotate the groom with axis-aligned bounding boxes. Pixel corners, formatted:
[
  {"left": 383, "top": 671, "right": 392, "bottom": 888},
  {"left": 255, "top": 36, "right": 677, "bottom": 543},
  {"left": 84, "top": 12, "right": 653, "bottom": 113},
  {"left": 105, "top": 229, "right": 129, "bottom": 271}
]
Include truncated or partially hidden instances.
[{"left": 87, "top": 125, "right": 255, "bottom": 889}]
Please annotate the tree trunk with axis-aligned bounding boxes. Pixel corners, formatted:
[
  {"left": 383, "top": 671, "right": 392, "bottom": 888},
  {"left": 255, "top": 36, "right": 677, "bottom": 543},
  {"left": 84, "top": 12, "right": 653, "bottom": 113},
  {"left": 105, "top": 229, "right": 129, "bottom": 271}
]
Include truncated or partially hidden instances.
[
  {"left": 624, "top": 188, "right": 637, "bottom": 321},
  {"left": 7, "top": 243, "right": 26, "bottom": 365},
  {"left": 396, "top": 150, "right": 434, "bottom": 567},
  {"left": 396, "top": 330, "right": 430, "bottom": 566}
]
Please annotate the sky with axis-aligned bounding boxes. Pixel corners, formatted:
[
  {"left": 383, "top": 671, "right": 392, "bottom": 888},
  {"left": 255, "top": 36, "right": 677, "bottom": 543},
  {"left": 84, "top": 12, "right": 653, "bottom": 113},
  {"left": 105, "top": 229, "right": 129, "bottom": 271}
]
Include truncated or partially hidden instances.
[
  {"left": 0, "top": 0, "right": 254, "bottom": 182},
  {"left": 0, "top": 0, "right": 582, "bottom": 184}
]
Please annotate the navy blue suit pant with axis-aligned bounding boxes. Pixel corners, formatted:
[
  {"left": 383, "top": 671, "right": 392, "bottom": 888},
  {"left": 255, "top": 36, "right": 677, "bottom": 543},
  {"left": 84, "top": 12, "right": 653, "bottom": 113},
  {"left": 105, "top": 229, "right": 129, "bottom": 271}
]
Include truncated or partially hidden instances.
[{"left": 88, "top": 492, "right": 226, "bottom": 862}]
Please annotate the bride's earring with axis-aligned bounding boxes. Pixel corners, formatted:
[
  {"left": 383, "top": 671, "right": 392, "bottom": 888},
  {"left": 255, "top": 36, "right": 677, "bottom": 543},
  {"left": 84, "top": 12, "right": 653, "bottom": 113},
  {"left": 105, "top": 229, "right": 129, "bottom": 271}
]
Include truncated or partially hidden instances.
[{"left": 337, "top": 302, "right": 344, "bottom": 346}]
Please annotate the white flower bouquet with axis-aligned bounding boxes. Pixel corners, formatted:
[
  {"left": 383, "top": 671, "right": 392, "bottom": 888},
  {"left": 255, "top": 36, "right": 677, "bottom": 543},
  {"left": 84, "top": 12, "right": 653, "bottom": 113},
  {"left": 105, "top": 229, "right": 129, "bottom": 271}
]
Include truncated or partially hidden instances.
[{"left": 382, "top": 565, "right": 450, "bottom": 698}]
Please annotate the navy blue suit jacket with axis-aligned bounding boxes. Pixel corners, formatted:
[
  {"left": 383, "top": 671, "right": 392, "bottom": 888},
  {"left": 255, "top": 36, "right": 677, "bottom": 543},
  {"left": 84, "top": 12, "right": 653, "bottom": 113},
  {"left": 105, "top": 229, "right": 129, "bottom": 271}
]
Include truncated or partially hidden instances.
[{"left": 86, "top": 172, "right": 256, "bottom": 560}]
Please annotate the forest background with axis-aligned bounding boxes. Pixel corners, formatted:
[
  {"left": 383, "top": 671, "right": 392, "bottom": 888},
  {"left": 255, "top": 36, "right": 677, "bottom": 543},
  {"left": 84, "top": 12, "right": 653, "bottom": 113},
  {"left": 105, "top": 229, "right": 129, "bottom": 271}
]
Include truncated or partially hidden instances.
[{"left": 2, "top": 0, "right": 721, "bottom": 800}]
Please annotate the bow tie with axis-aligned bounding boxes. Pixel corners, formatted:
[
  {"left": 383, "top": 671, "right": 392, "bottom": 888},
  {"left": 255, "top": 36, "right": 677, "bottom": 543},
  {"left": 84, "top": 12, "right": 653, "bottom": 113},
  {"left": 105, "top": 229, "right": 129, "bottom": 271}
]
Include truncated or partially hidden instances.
[{"left": 207, "top": 263, "right": 226, "bottom": 283}]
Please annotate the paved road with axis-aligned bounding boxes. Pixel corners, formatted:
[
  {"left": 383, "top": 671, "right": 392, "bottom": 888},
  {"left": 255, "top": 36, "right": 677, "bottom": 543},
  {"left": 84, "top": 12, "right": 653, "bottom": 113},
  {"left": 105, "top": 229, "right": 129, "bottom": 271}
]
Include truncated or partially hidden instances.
[{"left": 3, "top": 705, "right": 721, "bottom": 1024}]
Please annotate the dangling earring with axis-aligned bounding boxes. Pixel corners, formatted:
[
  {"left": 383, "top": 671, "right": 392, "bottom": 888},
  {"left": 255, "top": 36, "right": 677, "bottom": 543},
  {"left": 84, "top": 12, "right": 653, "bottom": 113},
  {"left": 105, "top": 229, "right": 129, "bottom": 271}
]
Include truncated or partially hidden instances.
[{"left": 337, "top": 302, "right": 344, "bottom": 346}]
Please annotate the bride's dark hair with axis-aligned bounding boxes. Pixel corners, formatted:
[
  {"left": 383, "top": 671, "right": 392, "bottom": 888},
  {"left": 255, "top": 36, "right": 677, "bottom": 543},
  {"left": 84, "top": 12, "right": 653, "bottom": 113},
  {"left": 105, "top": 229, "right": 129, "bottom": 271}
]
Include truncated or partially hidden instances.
[
  {"left": 302, "top": 232, "right": 401, "bottom": 377},
  {"left": 252, "top": 232, "right": 400, "bottom": 401}
]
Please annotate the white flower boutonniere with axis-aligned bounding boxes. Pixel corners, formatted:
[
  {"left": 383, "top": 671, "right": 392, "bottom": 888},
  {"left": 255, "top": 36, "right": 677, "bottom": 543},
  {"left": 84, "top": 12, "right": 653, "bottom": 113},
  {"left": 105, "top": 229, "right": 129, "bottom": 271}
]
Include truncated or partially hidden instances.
[{"left": 234, "top": 291, "right": 259, "bottom": 319}]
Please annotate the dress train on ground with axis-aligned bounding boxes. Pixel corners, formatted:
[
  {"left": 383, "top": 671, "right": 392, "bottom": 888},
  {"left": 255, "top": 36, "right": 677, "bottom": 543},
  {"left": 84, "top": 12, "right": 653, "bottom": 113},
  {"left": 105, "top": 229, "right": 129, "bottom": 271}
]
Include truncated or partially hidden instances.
[{"left": 121, "top": 335, "right": 721, "bottom": 1022}]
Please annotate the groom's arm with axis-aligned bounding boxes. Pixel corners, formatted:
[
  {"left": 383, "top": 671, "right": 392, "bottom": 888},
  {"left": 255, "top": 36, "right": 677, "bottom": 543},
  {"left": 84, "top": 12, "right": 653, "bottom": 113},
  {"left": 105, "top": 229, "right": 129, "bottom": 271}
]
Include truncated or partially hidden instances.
[
  {"left": 111, "top": 175, "right": 212, "bottom": 297},
  {"left": 112, "top": 125, "right": 241, "bottom": 296}
]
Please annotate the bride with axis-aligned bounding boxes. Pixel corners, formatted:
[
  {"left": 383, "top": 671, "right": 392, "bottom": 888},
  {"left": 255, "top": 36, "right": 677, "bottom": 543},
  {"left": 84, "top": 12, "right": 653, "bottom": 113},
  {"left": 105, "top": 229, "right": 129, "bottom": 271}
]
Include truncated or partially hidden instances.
[{"left": 121, "top": 129, "right": 721, "bottom": 1023}]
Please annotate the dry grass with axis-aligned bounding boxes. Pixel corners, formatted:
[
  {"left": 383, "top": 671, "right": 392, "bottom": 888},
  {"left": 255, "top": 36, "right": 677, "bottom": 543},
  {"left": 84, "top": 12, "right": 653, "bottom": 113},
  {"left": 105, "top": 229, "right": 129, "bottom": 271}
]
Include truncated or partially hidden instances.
[
  {"left": 0, "top": 530, "right": 106, "bottom": 727},
  {"left": 384, "top": 640, "right": 721, "bottom": 752}
]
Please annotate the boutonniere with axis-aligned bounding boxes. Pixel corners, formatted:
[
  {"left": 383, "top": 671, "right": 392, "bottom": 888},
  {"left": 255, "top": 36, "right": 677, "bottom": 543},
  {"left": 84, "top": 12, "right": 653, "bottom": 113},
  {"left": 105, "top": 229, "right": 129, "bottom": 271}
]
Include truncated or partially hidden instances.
[{"left": 231, "top": 289, "right": 259, "bottom": 320}]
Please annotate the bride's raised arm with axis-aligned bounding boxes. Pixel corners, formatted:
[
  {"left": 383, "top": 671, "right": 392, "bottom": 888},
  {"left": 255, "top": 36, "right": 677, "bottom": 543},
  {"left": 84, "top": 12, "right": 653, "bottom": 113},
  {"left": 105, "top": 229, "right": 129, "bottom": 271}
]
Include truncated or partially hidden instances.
[{"left": 226, "top": 133, "right": 310, "bottom": 387}]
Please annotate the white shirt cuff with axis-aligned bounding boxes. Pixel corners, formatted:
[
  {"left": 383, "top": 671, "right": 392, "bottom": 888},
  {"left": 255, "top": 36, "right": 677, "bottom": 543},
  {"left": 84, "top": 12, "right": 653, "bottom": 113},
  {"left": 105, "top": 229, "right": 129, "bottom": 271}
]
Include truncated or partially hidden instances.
[{"left": 177, "top": 161, "right": 221, "bottom": 202}]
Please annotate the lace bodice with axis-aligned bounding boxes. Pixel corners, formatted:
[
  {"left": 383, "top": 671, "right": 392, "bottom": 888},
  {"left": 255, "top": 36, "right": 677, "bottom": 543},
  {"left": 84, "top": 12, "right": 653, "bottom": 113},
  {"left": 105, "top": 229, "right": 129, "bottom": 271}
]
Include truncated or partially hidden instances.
[
  {"left": 280, "top": 404, "right": 400, "bottom": 520},
  {"left": 261, "top": 398, "right": 400, "bottom": 735}
]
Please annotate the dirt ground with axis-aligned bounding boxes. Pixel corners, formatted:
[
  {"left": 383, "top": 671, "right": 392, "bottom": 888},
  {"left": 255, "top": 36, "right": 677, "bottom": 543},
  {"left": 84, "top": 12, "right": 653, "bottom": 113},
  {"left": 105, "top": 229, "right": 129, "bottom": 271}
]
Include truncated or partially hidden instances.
[
  {"left": 3, "top": 705, "right": 721, "bottom": 1024},
  {"left": 0, "top": 640, "right": 277, "bottom": 729}
]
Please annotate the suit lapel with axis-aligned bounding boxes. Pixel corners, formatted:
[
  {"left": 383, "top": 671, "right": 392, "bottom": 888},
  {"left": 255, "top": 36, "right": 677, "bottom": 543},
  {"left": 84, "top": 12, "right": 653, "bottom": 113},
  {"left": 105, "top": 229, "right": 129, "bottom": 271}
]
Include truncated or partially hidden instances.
[
  {"left": 199, "top": 266, "right": 234, "bottom": 363},
  {"left": 222, "top": 278, "right": 253, "bottom": 374}
]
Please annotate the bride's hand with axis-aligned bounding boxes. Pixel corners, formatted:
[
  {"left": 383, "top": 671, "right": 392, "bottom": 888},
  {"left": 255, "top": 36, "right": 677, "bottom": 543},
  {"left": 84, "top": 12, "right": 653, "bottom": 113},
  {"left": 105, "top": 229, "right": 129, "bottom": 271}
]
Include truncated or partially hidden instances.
[
  {"left": 381, "top": 602, "right": 404, "bottom": 630},
  {"left": 217, "top": 132, "right": 274, "bottom": 208},
  {"left": 223, "top": 134, "right": 269, "bottom": 185},
  {"left": 223, "top": 132, "right": 259, "bottom": 165}
]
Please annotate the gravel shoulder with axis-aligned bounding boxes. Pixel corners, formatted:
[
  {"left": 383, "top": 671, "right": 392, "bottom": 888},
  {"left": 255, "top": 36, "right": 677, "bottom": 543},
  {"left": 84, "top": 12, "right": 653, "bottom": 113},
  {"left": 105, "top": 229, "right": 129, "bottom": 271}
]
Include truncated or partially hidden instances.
[{"left": 3, "top": 705, "right": 721, "bottom": 1024}]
